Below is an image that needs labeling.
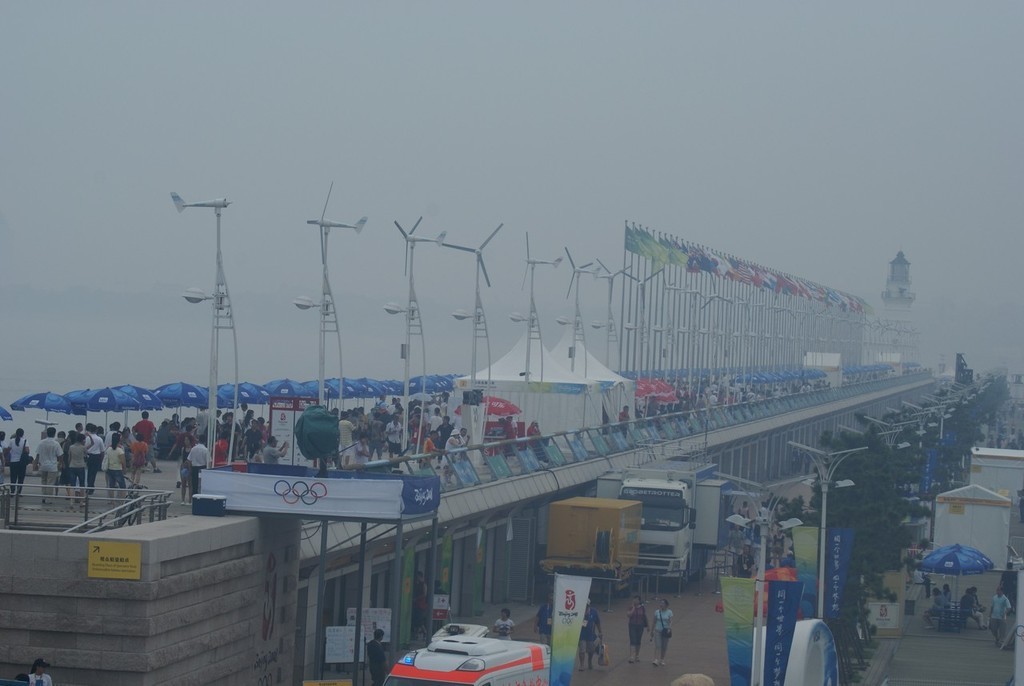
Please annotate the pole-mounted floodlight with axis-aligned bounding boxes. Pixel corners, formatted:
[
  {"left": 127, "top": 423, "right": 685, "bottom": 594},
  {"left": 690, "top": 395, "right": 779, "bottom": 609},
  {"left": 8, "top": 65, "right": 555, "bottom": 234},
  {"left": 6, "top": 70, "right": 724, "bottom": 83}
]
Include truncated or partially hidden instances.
[
  {"left": 172, "top": 191, "right": 238, "bottom": 460},
  {"left": 392, "top": 218, "right": 445, "bottom": 452},
  {"left": 299, "top": 182, "right": 367, "bottom": 408}
]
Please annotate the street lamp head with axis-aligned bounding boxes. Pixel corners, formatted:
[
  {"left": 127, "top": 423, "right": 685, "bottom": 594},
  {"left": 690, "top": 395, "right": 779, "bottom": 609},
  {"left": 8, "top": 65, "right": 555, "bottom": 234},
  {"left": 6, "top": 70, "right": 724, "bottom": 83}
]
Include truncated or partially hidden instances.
[
  {"left": 383, "top": 302, "right": 406, "bottom": 315},
  {"left": 293, "top": 296, "right": 316, "bottom": 311},
  {"left": 835, "top": 479, "right": 855, "bottom": 489},
  {"left": 170, "top": 193, "right": 230, "bottom": 213},
  {"left": 182, "top": 287, "right": 212, "bottom": 304},
  {"left": 896, "top": 441, "right": 912, "bottom": 449},
  {"left": 590, "top": 320, "right": 606, "bottom": 329},
  {"left": 451, "top": 309, "right": 473, "bottom": 321},
  {"left": 555, "top": 315, "right": 571, "bottom": 326},
  {"left": 778, "top": 518, "right": 803, "bottom": 530},
  {"left": 509, "top": 312, "right": 528, "bottom": 323},
  {"left": 726, "top": 513, "right": 751, "bottom": 528},
  {"left": 623, "top": 322, "right": 638, "bottom": 331}
]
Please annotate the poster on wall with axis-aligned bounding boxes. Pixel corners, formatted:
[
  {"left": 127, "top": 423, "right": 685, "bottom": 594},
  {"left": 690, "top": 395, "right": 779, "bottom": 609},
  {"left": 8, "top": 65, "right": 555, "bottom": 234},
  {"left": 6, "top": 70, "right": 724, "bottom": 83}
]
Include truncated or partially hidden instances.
[
  {"left": 346, "top": 608, "right": 392, "bottom": 638},
  {"left": 325, "top": 625, "right": 365, "bottom": 663},
  {"left": 269, "top": 397, "right": 317, "bottom": 466}
]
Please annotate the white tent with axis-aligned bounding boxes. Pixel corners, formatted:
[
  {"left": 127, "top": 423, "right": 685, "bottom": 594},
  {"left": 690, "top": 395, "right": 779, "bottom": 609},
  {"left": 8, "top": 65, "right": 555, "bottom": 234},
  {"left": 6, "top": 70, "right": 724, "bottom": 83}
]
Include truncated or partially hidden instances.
[
  {"left": 934, "top": 484, "right": 1011, "bottom": 567},
  {"left": 548, "top": 327, "right": 635, "bottom": 419},
  {"left": 455, "top": 333, "right": 603, "bottom": 438},
  {"left": 970, "top": 447, "right": 1024, "bottom": 504}
]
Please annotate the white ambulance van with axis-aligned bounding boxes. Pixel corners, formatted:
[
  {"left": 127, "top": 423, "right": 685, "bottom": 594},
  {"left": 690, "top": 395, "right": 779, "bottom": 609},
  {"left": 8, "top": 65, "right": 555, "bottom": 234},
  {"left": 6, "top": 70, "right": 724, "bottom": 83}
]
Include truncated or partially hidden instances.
[{"left": 385, "top": 636, "right": 549, "bottom": 686}]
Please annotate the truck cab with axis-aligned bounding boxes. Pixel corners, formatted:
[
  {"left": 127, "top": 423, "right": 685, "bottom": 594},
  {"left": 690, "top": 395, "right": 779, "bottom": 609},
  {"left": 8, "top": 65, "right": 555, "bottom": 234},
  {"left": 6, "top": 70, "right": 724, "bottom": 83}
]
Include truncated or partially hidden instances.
[
  {"left": 386, "top": 636, "right": 549, "bottom": 686},
  {"left": 597, "top": 462, "right": 724, "bottom": 579}
]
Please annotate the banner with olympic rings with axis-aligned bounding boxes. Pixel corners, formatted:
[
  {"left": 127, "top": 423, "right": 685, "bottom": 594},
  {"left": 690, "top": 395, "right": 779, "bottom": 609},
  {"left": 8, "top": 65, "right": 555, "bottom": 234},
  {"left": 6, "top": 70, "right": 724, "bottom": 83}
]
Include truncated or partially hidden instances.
[{"left": 202, "top": 470, "right": 406, "bottom": 519}]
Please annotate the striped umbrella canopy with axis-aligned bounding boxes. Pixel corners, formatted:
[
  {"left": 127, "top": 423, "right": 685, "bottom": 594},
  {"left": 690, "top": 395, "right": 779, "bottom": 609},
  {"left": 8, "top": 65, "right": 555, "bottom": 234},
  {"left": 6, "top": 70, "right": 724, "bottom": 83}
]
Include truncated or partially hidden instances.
[{"left": 0, "top": 405, "right": 12, "bottom": 421}]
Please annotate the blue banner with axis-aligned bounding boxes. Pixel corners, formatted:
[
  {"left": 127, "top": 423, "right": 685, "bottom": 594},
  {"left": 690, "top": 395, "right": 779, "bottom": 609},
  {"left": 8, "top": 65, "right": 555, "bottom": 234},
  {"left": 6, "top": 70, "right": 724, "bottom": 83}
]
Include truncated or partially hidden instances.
[
  {"left": 921, "top": 448, "right": 938, "bottom": 494},
  {"left": 764, "top": 580, "right": 803, "bottom": 686},
  {"left": 824, "top": 528, "right": 854, "bottom": 619},
  {"left": 942, "top": 430, "right": 956, "bottom": 447}
]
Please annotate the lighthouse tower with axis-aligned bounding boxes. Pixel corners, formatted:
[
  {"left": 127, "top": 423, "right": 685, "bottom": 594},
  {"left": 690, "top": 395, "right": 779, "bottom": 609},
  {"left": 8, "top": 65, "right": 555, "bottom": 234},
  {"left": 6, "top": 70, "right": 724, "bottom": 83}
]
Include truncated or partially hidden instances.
[
  {"left": 881, "top": 250, "right": 915, "bottom": 313},
  {"left": 874, "top": 250, "right": 918, "bottom": 366}
]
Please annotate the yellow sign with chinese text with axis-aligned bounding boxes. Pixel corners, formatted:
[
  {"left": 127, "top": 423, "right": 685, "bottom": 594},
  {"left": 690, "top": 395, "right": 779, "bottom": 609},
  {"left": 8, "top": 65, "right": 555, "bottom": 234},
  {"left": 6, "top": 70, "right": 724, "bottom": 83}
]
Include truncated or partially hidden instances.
[{"left": 88, "top": 541, "right": 142, "bottom": 580}]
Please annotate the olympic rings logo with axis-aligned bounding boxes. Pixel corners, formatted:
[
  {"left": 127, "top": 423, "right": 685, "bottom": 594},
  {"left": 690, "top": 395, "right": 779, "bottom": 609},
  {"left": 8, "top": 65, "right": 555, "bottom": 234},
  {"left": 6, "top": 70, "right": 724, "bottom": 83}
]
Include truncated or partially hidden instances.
[{"left": 273, "top": 480, "right": 328, "bottom": 506}]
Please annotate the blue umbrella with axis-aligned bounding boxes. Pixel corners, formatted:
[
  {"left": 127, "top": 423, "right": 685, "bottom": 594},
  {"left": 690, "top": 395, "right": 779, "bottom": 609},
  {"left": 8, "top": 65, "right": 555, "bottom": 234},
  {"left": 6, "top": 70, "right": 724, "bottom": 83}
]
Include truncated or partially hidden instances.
[
  {"left": 65, "top": 388, "right": 96, "bottom": 415},
  {"left": 300, "top": 380, "right": 339, "bottom": 400},
  {"left": 114, "top": 384, "right": 164, "bottom": 410},
  {"left": 81, "top": 387, "right": 142, "bottom": 413},
  {"left": 263, "top": 378, "right": 314, "bottom": 397},
  {"left": 10, "top": 391, "right": 75, "bottom": 416},
  {"left": 217, "top": 382, "right": 270, "bottom": 406},
  {"left": 920, "top": 544, "right": 994, "bottom": 576},
  {"left": 154, "top": 382, "right": 209, "bottom": 408},
  {"left": 0, "top": 405, "right": 12, "bottom": 421}
]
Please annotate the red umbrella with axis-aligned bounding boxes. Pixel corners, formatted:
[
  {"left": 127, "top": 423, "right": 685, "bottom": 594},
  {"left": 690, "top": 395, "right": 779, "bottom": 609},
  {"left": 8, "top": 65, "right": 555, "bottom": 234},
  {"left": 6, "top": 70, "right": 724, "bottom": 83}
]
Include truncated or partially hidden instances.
[
  {"left": 455, "top": 396, "right": 522, "bottom": 417},
  {"left": 635, "top": 378, "right": 676, "bottom": 403}
]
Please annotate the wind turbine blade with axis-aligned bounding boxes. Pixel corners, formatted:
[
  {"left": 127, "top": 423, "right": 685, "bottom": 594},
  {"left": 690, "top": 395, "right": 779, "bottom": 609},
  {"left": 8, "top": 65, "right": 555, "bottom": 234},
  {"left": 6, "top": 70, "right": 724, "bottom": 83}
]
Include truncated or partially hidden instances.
[
  {"left": 564, "top": 247, "right": 576, "bottom": 271},
  {"left": 481, "top": 222, "right": 503, "bottom": 250},
  {"left": 394, "top": 220, "right": 409, "bottom": 239},
  {"left": 566, "top": 273, "right": 575, "bottom": 299},
  {"left": 552, "top": 256, "right": 563, "bottom": 268},
  {"left": 579, "top": 261, "right": 593, "bottom": 271},
  {"left": 320, "top": 181, "right": 334, "bottom": 223},
  {"left": 410, "top": 216, "right": 423, "bottom": 235},
  {"left": 404, "top": 245, "right": 410, "bottom": 276},
  {"left": 525, "top": 232, "right": 531, "bottom": 261},
  {"left": 521, "top": 265, "right": 528, "bottom": 290},
  {"left": 442, "top": 242, "right": 476, "bottom": 254},
  {"left": 170, "top": 192, "right": 186, "bottom": 213},
  {"left": 354, "top": 216, "right": 367, "bottom": 234},
  {"left": 596, "top": 257, "right": 610, "bottom": 274},
  {"left": 435, "top": 231, "right": 447, "bottom": 245},
  {"left": 479, "top": 256, "right": 492, "bottom": 288},
  {"left": 624, "top": 272, "right": 639, "bottom": 283}
]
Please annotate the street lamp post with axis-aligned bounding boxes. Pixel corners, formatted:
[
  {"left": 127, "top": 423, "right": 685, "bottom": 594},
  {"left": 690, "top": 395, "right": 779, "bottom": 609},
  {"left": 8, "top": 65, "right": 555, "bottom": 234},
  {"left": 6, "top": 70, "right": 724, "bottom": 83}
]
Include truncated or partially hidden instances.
[
  {"left": 299, "top": 183, "right": 367, "bottom": 408},
  {"left": 390, "top": 218, "right": 446, "bottom": 453},
  {"left": 594, "top": 259, "right": 629, "bottom": 370},
  {"left": 172, "top": 192, "right": 238, "bottom": 461},
  {"left": 788, "top": 442, "right": 868, "bottom": 618},
  {"left": 723, "top": 475, "right": 804, "bottom": 686}
]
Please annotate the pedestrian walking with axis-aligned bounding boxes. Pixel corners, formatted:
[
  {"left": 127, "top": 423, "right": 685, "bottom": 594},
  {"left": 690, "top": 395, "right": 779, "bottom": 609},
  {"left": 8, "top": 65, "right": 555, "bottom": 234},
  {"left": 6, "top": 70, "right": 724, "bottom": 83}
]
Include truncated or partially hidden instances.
[
  {"left": 626, "top": 595, "right": 649, "bottom": 663},
  {"left": 652, "top": 598, "right": 674, "bottom": 666}
]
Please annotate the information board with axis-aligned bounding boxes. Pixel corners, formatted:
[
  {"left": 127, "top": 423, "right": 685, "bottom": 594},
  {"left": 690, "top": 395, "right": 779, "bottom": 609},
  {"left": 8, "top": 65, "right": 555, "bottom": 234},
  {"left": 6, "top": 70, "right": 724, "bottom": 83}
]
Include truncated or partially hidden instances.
[
  {"left": 87, "top": 541, "right": 142, "bottom": 580},
  {"left": 346, "top": 607, "right": 392, "bottom": 637},
  {"left": 325, "top": 626, "right": 365, "bottom": 663}
]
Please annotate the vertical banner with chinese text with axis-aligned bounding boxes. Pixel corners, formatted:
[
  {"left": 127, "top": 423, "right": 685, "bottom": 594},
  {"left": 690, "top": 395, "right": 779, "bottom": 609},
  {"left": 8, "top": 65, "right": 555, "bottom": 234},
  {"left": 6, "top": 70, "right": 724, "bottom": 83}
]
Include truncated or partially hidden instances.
[
  {"left": 721, "top": 576, "right": 755, "bottom": 686},
  {"left": 439, "top": 531, "right": 453, "bottom": 594},
  {"left": 824, "top": 528, "right": 855, "bottom": 618},
  {"left": 791, "top": 525, "right": 819, "bottom": 618},
  {"left": 764, "top": 580, "right": 803, "bottom": 686},
  {"left": 551, "top": 574, "right": 593, "bottom": 686}
]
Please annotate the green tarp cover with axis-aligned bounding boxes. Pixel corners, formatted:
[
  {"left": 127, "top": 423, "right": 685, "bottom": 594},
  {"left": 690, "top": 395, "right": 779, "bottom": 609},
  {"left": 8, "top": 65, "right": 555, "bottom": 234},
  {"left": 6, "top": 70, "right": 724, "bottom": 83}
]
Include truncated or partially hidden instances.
[{"left": 294, "top": 405, "right": 339, "bottom": 461}]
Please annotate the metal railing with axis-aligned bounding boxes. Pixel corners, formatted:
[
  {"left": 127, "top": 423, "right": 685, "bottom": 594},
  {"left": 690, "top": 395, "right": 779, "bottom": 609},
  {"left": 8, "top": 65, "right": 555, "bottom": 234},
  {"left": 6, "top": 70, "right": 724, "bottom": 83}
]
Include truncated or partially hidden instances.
[
  {"left": 0, "top": 483, "right": 172, "bottom": 533},
  {"left": 367, "top": 371, "right": 932, "bottom": 492}
]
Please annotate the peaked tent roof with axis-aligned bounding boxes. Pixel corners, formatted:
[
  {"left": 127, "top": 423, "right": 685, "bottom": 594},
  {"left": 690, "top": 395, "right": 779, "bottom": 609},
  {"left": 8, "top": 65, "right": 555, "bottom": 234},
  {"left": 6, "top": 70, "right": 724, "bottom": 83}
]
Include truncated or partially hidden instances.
[
  {"left": 936, "top": 484, "right": 1011, "bottom": 504},
  {"left": 461, "top": 332, "right": 601, "bottom": 393},
  {"left": 549, "top": 327, "right": 634, "bottom": 389}
]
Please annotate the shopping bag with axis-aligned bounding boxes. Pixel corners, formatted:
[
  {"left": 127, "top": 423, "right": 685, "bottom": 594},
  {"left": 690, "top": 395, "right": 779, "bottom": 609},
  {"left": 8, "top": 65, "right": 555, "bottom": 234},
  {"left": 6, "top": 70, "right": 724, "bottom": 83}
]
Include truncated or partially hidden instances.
[{"left": 598, "top": 640, "right": 610, "bottom": 666}]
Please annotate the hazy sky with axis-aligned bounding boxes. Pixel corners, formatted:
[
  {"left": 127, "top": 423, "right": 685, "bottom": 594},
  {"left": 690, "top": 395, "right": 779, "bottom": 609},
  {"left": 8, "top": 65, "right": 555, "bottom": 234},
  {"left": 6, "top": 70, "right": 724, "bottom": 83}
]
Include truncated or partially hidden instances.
[{"left": 2, "top": 2, "right": 1022, "bottom": 410}]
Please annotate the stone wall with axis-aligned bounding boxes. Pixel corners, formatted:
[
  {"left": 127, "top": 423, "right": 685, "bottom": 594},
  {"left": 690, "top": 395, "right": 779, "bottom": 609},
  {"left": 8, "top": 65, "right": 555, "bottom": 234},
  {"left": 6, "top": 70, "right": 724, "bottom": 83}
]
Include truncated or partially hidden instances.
[{"left": 0, "top": 514, "right": 300, "bottom": 686}]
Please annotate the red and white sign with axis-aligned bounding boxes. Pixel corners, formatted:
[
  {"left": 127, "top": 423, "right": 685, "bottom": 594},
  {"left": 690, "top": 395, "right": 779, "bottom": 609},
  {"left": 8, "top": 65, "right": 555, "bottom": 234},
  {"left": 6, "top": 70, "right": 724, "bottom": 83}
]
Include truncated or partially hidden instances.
[{"left": 269, "top": 396, "right": 317, "bottom": 466}]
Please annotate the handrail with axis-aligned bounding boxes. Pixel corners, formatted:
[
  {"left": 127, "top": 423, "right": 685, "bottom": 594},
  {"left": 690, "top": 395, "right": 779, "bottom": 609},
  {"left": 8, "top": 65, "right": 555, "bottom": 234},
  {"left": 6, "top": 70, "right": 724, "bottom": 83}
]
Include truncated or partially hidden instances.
[
  {"left": 361, "top": 370, "right": 931, "bottom": 493},
  {"left": 0, "top": 483, "right": 172, "bottom": 532}
]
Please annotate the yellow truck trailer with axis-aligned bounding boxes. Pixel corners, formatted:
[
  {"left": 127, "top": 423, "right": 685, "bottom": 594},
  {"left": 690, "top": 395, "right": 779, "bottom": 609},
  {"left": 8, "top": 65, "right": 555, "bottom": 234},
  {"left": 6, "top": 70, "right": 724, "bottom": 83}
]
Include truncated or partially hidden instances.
[{"left": 540, "top": 497, "right": 641, "bottom": 580}]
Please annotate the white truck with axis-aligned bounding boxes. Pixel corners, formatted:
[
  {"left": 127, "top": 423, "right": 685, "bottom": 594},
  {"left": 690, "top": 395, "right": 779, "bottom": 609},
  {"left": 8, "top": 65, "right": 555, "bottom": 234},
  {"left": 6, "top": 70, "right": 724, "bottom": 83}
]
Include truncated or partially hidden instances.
[{"left": 596, "top": 461, "right": 726, "bottom": 579}]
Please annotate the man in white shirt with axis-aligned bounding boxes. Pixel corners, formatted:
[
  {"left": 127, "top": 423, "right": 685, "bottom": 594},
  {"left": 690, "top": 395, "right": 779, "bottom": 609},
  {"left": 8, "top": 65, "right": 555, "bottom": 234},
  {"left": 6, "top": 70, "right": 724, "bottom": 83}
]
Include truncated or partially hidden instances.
[
  {"left": 34, "top": 426, "right": 63, "bottom": 502},
  {"left": 385, "top": 415, "right": 403, "bottom": 458},
  {"left": 84, "top": 424, "right": 106, "bottom": 492},
  {"left": 429, "top": 407, "right": 443, "bottom": 433},
  {"left": 187, "top": 436, "right": 210, "bottom": 495}
]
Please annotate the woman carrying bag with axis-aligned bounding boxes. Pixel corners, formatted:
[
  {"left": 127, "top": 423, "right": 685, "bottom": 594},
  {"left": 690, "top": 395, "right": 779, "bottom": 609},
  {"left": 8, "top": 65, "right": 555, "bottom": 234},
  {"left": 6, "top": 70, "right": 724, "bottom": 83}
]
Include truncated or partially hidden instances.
[{"left": 651, "top": 598, "right": 673, "bottom": 667}]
